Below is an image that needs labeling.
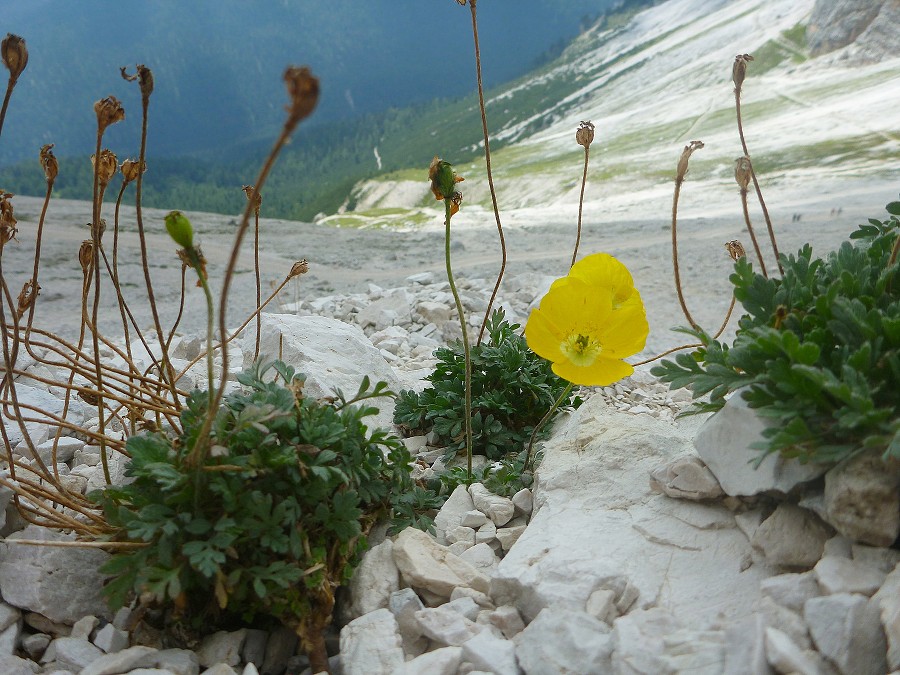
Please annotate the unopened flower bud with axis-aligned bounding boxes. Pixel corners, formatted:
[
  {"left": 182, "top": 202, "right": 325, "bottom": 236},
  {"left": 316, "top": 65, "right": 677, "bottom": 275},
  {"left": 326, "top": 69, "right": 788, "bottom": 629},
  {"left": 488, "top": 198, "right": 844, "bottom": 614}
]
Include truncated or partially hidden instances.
[
  {"left": 94, "top": 96, "right": 125, "bottom": 133},
  {"left": 1, "top": 34, "right": 28, "bottom": 83},
  {"left": 725, "top": 240, "right": 746, "bottom": 261},
  {"left": 91, "top": 149, "right": 118, "bottom": 188},
  {"left": 675, "top": 140, "right": 704, "bottom": 183},
  {"left": 79, "top": 240, "right": 94, "bottom": 274},
  {"left": 165, "top": 210, "right": 194, "bottom": 249},
  {"left": 428, "top": 156, "right": 464, "bottom": 202},
  {"left": 732, "top": 54, "right": 753, "bottom": 92},
  {"left": 283, "top": 66, "right": 319, "bottom": 127},
  {"left": 242, "top": 185, "right": 262, "bottom": 213},
  {"left": 734, "top": 156, "right": 752, "bottom": 191},
  {"left": 120, "top": 158, "right": 146, "bottom": 184},
  {"left": 39, "top": 144, "right": 58, "bottom": 183},
  {"left": 289, "top": 259, "right": 309, "bottom": 279},
  {"left": 576, "top": 120, "right": 595, "bottom": 148}
]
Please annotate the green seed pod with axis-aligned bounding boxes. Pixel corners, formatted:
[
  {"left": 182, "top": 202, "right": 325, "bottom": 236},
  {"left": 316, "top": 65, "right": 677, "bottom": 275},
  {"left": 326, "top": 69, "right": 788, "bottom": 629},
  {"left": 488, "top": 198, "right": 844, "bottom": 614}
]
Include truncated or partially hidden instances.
[{"left": 165, "top": 210, "right": 194, "bottom": 249}]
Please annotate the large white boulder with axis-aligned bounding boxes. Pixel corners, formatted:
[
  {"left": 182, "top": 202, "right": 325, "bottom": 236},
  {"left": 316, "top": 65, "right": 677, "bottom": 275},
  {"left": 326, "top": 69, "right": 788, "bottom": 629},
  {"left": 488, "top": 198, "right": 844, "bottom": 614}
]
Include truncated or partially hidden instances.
[
  {"left": 491, "top": 396, "right": 775, "bottom": 627},
  {"left": 244, "top": 314, "right": 402, "bottom": 430}
]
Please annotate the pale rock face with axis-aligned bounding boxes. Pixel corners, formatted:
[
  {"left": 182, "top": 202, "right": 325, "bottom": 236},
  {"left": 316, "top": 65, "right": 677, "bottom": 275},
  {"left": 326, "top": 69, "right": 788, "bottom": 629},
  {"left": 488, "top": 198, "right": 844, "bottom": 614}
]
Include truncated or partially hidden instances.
[
  {"left": 814, "top": 555, "right": 887, "bottom": 596},
  {"left": 460, "top": 630, "right": 519, "bottom": 675},
  {"left": 610, "top": 607, "right": 680, "bottom": 675},
  {"left": 399, "top": 646, "right": 462, "bottom": 675},
  {"left": 434, "top": 485, "right": 476, "bottom": 546},
  {"left": 693, "top": 395, "right": 827, "bottom": 497},
  {"left": 759, "top": 571, "right": 822, "bottom": 613},
  {"left": 414, "top": 605, "right": 485, "bottom": 647},
  {"left": 339, "top": 608, "right": 405, "bottom": 675},
  {"left": 79, "top": 645, "right": 158, "bottom": 675},
  {"left": 805, "top": 593, "right": 887, "bottom": 675},
  {"left": 823, "top": 451, "right": 900, "bottom": 547},
  {"left": 751, "top": 503, "right": 833, "bottom": 569},
  {"left": 492, "top": 398, "right": 774, "bottom": 626},
  {"left": 468, "top": 483, "right": 515, "bottom": 527},
  {"left": 196, "top": 630, "right": 246, "bottom": 668},
  {"left": 458, "top": 543, "right": 500, "bottom": 576},
  {"left": 244, "top": 314, "right": 402, "bottom": 430},
  {"left": 872, "top": 564, "right": 900, "bottom": 670},
  {"left": 514, "top": 607, "right": 612, "bottom": 675},
  {"left": 764, "top": 627, "right": 830, "bottom": 675},
  {"left": 649, "top": 454, "right": 724, "bottom": 501},
  {"left": 392, "top": 527, "right": 490, "bottom": 600},
  {"left": 347, "top": 539, "right": 399, "bottom": 620},
  {"left": 0, "top": 526, "right": 112, "bottom": 623}
]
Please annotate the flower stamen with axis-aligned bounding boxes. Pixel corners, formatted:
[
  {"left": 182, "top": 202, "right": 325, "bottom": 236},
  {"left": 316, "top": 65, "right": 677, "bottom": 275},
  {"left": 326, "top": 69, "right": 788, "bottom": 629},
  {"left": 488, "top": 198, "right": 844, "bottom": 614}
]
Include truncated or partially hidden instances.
[{"left": 561, "top": 332, "right": 602, "bottom": 367}]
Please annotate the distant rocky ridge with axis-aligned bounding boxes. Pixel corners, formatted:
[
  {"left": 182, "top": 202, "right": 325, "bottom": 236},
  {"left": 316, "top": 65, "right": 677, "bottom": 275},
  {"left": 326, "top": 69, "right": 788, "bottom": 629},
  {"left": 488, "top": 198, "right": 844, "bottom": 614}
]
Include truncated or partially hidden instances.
[{"left": 807, "top": 0, "right": 899, "bottom": 62}]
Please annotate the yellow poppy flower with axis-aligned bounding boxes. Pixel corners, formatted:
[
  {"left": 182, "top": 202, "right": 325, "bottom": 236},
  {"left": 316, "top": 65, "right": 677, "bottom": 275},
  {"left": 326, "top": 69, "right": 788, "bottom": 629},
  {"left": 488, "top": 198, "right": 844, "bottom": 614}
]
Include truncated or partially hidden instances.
[{"left": 525, "top": 254, "right": 648, "bottom": 386}]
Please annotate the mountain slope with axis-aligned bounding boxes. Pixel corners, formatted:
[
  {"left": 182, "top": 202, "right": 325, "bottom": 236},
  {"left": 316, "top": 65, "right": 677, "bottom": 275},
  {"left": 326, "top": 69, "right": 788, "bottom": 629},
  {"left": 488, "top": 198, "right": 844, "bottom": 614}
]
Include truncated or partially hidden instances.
[{"left": 331, "top": 0, "right": 900, "bottom": 229}]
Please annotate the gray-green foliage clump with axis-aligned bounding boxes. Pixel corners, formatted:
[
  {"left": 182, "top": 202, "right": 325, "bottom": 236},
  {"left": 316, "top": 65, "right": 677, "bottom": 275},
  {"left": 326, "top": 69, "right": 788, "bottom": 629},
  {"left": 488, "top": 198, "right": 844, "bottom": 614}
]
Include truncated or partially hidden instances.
[
  {"left": 394, "top": 309, "right": 579, "bottom": 462},
  {"left": 95, "top": 360, "right": 413, "bottom": 666},
  {"left": 653, "top": 200, "right": 900, "bottom": 465}
]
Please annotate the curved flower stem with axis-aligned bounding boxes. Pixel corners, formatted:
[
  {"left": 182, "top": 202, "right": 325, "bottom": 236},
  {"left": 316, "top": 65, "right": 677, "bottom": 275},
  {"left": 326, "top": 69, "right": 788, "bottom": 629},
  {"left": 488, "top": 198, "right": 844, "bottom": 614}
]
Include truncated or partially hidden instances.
[
  {"left": 524, "top": 381, "right": 573, "bottom": 473},
  {"left": 739, "top": 188, "right": 767, "bottom": 277},
  {"left": 468, "top": 0, "right": 507, "bottom": 347},
  {"left": 671, "top": 177, "right": 699, "bottom": 330},
  {"left": 735, "top": 86, "right": 782, "bottom": 276},
  {"left": 253, "top": 207, "right": 261, "bottom": 360},
  {"left": 445, "top": 198, "right": 473, "bottom": 479},
  {"left": 571, "top": 145, "right": 590, "bottom": 269},
  {"left": 631, "top": 294, "right": 737, "bottom": 367},
  {"left": 189, "top": 251, "right": 216, "bottom": 398}
]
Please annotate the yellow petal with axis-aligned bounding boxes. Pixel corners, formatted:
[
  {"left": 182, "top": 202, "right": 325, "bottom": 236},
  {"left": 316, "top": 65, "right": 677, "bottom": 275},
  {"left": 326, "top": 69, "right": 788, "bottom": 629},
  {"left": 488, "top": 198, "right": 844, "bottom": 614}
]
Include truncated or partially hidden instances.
[
  {"left": 552, "top": 356, "right": 634, "bottom": 386},
  {"left": 568, "top": 253, "right": 636, "bottom": 306},
  {"left": 525, "top": 308, "right": 566, "bottom": 363},
  {"left": 597, "top": 295, "right": 650, "bottom": 357},
  {"left": 537, "top": 278, "right": 613, "bottom": 332}
]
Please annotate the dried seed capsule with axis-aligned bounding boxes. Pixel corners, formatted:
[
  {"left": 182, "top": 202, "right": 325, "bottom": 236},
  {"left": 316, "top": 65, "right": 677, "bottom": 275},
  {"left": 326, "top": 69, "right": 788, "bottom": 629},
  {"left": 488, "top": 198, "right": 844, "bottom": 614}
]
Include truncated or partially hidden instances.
[
  {"left": 78, "top": 240, "right": 94, "bottom": 274},
  {"left": 676, "top": 140, "right": 704, "bottom": 183},
  {"left": 164, "top": 210, "right": 194, "bottom": 249},
  {"left": 732, "top": 54, "right": 753, "bottom": 92},
  {"left": 40, "top": 144, "right": 58, "bottom": 183},
  {"left": 289, "top": 259, "right": 309, "bottom": 279},
  {"left": 725, "top": 240, "right": 746, "bottom": 261},
  {"left": 121, "top": 159, "right": 146, "bottom": 184},
  {"left": 283, "top": 66, "right": 319, "bottom": 126},
  {"left": 734, "top": 156, "right": 752, "bottom": 191},
  {"left": 242, "top": 185, "right": 262, "bottom": 213},
  {"left": 91, "top": 149, "right": 118, "bottom": 188},
  {"left": 576, "top": 120, "right": 595, "bottom": 148},
  {"left": 94, "top": 96, "right": 125, "bottom": 133},
  {"left": 1, "top": 34, "right": 28, "bottom": 82}
]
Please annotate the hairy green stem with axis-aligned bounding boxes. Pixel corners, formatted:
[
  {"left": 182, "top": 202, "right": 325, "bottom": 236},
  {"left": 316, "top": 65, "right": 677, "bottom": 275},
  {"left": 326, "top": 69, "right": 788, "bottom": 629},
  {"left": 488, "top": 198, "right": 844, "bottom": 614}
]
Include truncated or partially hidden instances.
[
  {"left": 524, "top": 381, "right": 573, "bottom": 473},
  {"left": 444, "top": 199, "right": 473, "bottom": 479},
  {"left": 571, "top": 145, "right": 590, "bottom": 269}
]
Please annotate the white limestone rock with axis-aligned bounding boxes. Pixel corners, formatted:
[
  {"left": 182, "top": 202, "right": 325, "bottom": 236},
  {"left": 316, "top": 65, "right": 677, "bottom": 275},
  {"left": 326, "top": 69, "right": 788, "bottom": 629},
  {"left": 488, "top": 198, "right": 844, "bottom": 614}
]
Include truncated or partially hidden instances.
[
  {"left": 805, "top": 593, "right": 887, "bottom": 675},
  {"left": 722, "top": 614, "right": 768, "bottom": 675},
  {"left": 460, "top": 510, "right": 489, "bottom": 529},
  {"left": 450, "top": 586, "right": 495, "bottom": 610},
  {"left": 459, "top": 543, "right": 500, "bottom": 577},
  {"left": 2, "top": 383, "right": 87, "bottom": 447},
  {"left": 492, "top": 398, "right": 774, "bottom": 627},
  {"left": 764, "top": 627, "right": 830, "bottom": 675},
  {"left": 434, "top": 485, "right": 475, "bottom": 546},
  {"left": 759, "top": 571, "right": 822, "bottom": 613},
  {"left": 196, "top": 630, "right": 246, "bottom": 668},
  {"left": 245, "top": 314, "right": 402, "bottom": 430},
  {"left": 515, "top": 607, "right": 612, "bottom": 675},
  {"left": 356, "top": 288, "right": 413, "bottom": 331},
  {"left": 823, "top": 451, "right": 900, "bottom": 547},
  {"left": 414, "top": 605, "right": 484, "bottom": 647},
  {"left": 611, "top": 607, "right": 679, "bottom": 674},
  {"left": 511, "top": 488, "right": 533, "bottom": 517},
  {"left": 80, "top": 645, "right": 158, "bottom": 675},
  {"left": 751, "top": 503, "right": 832, "bottom": 568},
  {"left": 814, "top": 555, "right": 886, "bottom": 596},
  {"left": 392, "top": 527, "right": 490, "bottom": 599},
  {"left": 496, "top": 525, "right": 526, "bottom": 552},
  {"left": 41, "top": 637, "right": 104, "bottom": 671},
  {"left": 339, "top": 608, "right": 405, "bottom": 675},
  {"left": 347, "top": 539, "right": 399, "bottom": 619},
  {"left": 0, "top": 654, "right": 38, "bottom": 674},
  {"left": 461, "top": 630, "right": 519, "bottom": 675},
  {"left": 469, "top": 483, "right": 515, "bottom": 527},
  {"left": 487, "top": 605, "right": 525, "bottom": 640},
  {"left": 400, "top": 646, "right": 462, "bottom": 675},
  {"left": 872, "top": 564, "right": 900, "bottom": 670},
  {"left": 649, "top": 454, "right": 724, "bottom": 501},
  {"left": 0, "top": 525, "right": 112, "bottom": 623},
  {"left": 693, "top": 395, "right": 826, "bottom": 497}
]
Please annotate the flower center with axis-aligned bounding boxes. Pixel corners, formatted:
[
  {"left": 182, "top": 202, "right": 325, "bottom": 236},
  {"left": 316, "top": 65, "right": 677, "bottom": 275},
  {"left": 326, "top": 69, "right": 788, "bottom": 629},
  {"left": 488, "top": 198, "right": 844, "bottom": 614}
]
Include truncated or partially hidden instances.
[{"left": 560, "top": 332, "right": 602, "bottom": 367}]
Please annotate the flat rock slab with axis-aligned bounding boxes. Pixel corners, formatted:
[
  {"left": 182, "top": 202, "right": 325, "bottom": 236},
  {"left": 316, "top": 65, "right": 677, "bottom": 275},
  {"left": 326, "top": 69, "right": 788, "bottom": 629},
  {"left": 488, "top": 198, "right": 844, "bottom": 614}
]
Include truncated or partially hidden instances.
[{"left": 492, "top": 397, "right": 776, "bottom": 628}]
